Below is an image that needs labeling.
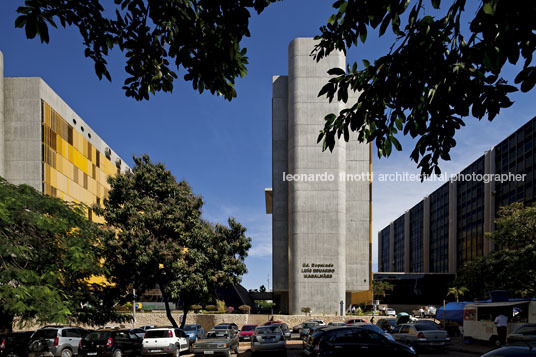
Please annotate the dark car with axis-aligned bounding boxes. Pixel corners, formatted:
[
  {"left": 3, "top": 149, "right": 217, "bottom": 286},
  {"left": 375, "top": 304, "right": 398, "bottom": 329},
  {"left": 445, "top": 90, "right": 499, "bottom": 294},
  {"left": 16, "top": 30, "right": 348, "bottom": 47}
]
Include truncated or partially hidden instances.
[
  {"left": 213, "top": 324, "right": 239, "bottom": 334},
  {"left": 507, "top": 324, "right": 536, "bottom": 344},
  {"left": 79, "top": 329, "right": 142, "bottom": 357},
  {"left": 376, "top": 318, "right": 397, "bottom": 333},
  {"left": 481, "top": 342, "right": 536, "bottom": 357},
  {"left": 0, "top": 331, "right": 34, "bottom": 357},
  {"left": 313, "top": 326, "right": 416, "bottom": 357}
]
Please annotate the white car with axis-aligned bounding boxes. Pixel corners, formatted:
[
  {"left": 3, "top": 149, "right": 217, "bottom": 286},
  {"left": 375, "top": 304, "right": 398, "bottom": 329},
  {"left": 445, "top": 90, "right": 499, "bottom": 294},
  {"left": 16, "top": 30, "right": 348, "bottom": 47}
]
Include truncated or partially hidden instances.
[
  {"left": 142, "top": 328, "right": 190, "bottom": 357},
  {"left": 386, "top": 308, "right": 396, "bottom": 316}
]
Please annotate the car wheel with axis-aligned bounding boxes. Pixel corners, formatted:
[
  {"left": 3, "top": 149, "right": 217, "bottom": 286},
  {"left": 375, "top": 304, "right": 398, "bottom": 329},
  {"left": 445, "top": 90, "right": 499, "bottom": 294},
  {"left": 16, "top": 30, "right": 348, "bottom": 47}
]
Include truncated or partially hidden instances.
[
  {"left": 61, "top": 349, "right": 73, "bottom": 357},
  {"left": 112, "top": 349, "right": 122, "bottom": 357}
]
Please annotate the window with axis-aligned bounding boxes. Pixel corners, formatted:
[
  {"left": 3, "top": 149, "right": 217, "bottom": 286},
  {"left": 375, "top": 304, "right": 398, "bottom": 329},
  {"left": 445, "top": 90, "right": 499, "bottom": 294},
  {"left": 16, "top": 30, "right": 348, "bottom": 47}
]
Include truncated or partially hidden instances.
[{"left": 63, "top": 329, "right": 82, "bottom": 338}]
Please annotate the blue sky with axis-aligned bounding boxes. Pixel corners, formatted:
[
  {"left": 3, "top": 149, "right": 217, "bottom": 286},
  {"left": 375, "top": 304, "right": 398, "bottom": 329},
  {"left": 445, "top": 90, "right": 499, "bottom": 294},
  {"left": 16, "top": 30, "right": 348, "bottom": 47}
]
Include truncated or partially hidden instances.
[{"left": 1, "top": 1, "right": 534, "bottom": 290}]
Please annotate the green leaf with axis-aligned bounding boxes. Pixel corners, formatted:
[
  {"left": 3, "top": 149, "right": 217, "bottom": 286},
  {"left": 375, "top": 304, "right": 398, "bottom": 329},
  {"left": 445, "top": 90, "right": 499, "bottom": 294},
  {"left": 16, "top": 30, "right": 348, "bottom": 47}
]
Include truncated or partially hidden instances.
[
  {"left": 327, "top": 67, "right": 346, "bottom": 76},
  {"left": 431, "top": 0, "right": 441, "bottom": 9}
]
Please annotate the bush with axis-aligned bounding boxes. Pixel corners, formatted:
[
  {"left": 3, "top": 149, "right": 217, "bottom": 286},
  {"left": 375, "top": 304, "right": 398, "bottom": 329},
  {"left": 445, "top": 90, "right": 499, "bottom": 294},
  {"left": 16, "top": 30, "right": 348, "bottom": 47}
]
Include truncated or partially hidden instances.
[
  {"left": 191, "top": 304, "right": 202, "bottom": 313},
  {"left": 226, "top": 306, "right": 235, "bottom": 314},
  {"left": 216, "top": 300, "right": 226, "bottom": 313},
  {"left": 238, "top": 305, "right": 251, "bottom": 314},
  {"left": 205, "top": 305, "right": 217, "bottom": 312},
  {"left": 301, "top": 307, "right": 311, "bottom": 315}
]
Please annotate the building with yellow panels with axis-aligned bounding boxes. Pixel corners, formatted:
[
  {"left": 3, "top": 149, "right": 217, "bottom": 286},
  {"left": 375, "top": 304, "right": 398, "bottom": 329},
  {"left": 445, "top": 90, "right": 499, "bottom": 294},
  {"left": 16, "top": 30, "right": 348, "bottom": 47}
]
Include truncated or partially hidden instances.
[{"left": 0, "top": 51, "right": 129, "bottom": 222}]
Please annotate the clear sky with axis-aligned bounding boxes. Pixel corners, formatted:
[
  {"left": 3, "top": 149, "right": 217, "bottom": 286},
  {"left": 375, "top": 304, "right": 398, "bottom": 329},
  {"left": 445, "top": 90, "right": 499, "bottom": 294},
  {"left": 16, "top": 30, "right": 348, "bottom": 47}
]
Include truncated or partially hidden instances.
[{"left": 1, "top": 1, "right": 534, "bottom": 291}]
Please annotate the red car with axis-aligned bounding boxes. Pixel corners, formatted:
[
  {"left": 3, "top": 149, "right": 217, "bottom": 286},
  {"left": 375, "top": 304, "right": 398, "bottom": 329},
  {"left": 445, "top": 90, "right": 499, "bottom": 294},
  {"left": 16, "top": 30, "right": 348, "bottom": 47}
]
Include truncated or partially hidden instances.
[
  {"left": 346, "top": 318, "right": 367, "bottom": 325},
  {"left": 238, "top": 324, "right": 257, "bottom": 342},
  {"left": 263, "top": 321, "right": 283, "bottom": 326}
]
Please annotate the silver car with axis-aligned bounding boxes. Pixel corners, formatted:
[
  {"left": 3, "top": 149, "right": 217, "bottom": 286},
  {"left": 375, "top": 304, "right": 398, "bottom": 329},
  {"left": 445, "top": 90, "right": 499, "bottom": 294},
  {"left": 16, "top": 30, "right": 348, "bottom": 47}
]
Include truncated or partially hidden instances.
[
  {"left": 250, "top": 326, "right": 286, "bottom": 355},
  {"left": 391, "top": 323, "right": 450, "bottom": 349},
  {"left": 192, "top": 329, "right": 239, "bottom": 357},
  {"left": 29, "top": 326, "right": 87, "bottom": 357}
]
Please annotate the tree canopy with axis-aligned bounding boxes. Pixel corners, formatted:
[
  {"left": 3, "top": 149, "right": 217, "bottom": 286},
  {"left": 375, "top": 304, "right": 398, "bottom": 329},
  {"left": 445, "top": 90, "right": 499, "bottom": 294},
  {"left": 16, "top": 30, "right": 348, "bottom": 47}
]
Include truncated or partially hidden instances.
[
  {"left": 456, "top": 202, "right": 536, "bottom": 299},
  {"left": 95, "top": 155, "right": 251, "bottom": 328},
  {"left": 314, "top": 0, "right": 536, "bottom": 176},
  {"left": 0, "top": 178, "right": 127, "bottom": 332},
  {"left": 15, "top": 0, "right": 276, "bottom": 101}
]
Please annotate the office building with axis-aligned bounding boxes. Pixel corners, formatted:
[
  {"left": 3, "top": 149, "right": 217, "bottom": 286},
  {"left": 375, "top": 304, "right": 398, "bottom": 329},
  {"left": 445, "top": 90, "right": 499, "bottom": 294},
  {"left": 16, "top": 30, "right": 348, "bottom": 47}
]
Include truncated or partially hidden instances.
[
  {"left": 0, "top": 51, "right": 129, "bottom": 222},
  {"left": 265, "top": 38, "right": 372, "bottom": 315},
  {"left": 378, "top": 117, "right": 536, "bottom": 274}
]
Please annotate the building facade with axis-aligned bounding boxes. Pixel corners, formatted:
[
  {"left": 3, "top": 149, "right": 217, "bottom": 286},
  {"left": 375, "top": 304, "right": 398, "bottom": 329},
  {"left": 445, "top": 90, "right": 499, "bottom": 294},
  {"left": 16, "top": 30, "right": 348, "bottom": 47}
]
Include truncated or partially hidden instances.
[
  {"left": 0, "top": 51, "right": 129, "bottom": 222},
  {"left": 266, "top": 38, "right": 372, "bottom": 315},
  {"left": 378, "top": 117, "right": 536, "bottom": 274}
]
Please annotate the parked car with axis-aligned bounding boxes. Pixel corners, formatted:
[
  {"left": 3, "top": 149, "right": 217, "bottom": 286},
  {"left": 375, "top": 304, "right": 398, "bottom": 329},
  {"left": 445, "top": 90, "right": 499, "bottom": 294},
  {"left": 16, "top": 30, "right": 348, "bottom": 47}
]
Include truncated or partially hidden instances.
[
  {"left": 181, "top": 324, "right": 205, "bottom": 345},
  {"left": 271, "top": 323, "right": 291, "bottom": 340},
  {"left": 238, "top": 324, "right": 257, "bottom": 342},
  {"left": 507, "top": 324, "right": 536, "bottom": 344},
  {"left": 213, "top": 324, "right": 239, "bottom": 334},
  {"left": 191, "top": 329, "right": 239, "bottom": 357},
  {"left": 141, "top": 328, "right": 189, "bottom": 357},
  {"left": 327, "top": 322, "right": 346, "bottom": 327},
  {"left": 481, "top": 342, "right": 536, "bottom": 357},
  {"left": 300, "top": 322, "right": 319, "bottom": 340},
  {"left": 351, "top": 323, "right": 395, "bottom": 341},
  {"left": 308, "top": 320, "right": 326, "bottom": 326},
  {"left": 139, "top": 327, "right": 155, "bottom": 332},
  {"left": 0, "top": 331, "right": 34, "bottom": 357},
  {"left": 250, "top": 325, "right": 286, "bottom": 355},
  {"left": 262, "top": 321, "right": 283, "bottom": 326},
  {"left": 386, "top": 308, "right": 397, "bottom": 316},
  {"left": 292, "top": 323, "right": 304, "bottom": 334},
  {"left": 29, "top": 326, "right": 88, "bottom": 357},
  {"left": 79, "top": 329, "right": 142, "bottom": 357},
  {"left": 345, "top": 318, "right": 367, "bottom": 325},
  {"left": 391, "top": 323, "right": 450, "bottom": 350},
  {"left": 303, "top": 326, "right": 328, "bottom": 346},
  {"left": 376, "top": 318, "right": 397, "bottom": 333},
  {"left": 127, "top": 329, "right": 146, "bottom": 339},
  {"left": 308, "top": 326, "right": 416, "bottom": 357}
]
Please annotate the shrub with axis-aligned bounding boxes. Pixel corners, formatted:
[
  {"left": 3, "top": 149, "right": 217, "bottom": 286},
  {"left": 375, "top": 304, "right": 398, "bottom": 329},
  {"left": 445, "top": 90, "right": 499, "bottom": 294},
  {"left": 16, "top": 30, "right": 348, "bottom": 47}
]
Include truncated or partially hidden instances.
[
  {"left": 216, "top": 299, "right": 226, "bottom": 313},
  {"left": 205, "top": 305, "right": 217, "bottom": 312},
  {"left": 191, "top": 304, "right": 202, "bottom": 313},
  {"left": 301, "top": 307, "right": 311, "bottom": 315},
  {"left": 238, "top": 305, "right": 251, "bottom": 314}
]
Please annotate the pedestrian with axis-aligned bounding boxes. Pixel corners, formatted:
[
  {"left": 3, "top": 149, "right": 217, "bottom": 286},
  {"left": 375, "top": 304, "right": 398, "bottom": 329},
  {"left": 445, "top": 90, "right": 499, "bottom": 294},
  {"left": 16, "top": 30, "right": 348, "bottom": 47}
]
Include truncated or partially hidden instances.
[
  {"left": 371, "top": 316, "right": 375, "bottom": 324},
  {"left": 419, "top": 307, "right": 424, "bottom": 318},
  {"left": 351, "top": 306, "right": 356, "bottom": 314},
  {"left": 494, "top": 313, "right": 508, "bottom": 345}
]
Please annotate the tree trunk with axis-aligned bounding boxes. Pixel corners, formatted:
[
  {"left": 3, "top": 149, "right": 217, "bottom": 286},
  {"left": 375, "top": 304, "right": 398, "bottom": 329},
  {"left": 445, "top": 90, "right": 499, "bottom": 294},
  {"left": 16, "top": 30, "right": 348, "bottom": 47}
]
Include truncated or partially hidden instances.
[
  {"left": 180, "top": 305, "right": 189, "bottom": 329},
  {"left": 160, "top": 284, "right": 178, "bottom": 328},
  {"left": 0, "top": 310, "right": 14, "bottom": 333}
]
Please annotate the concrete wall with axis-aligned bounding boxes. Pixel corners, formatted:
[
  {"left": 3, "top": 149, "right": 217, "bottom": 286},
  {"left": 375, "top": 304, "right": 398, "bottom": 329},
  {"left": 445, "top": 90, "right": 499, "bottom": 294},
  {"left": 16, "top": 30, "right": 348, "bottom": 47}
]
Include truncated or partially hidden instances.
[
  {"left": 3, "top": 78, "right": 42, "bottom": 190},
  {"left": 287, "top": 38, "right": 347, "bottom": 315},
  {"left": 0, "top": 51, "right": 5, "bottom": 177}
]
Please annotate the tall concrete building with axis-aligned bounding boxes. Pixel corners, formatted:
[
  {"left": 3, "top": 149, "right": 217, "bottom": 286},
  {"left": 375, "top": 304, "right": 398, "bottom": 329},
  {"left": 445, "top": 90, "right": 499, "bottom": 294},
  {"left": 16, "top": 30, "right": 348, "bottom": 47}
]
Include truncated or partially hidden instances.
[
  {"left": 265, "top": 38, "right": 372, "bottom": 315},
  {"left": 378, "top": 116, "right": 536, "bottom": 275},
  {"left": 0, "top": 51, "right": 129, "bottom": 222}
]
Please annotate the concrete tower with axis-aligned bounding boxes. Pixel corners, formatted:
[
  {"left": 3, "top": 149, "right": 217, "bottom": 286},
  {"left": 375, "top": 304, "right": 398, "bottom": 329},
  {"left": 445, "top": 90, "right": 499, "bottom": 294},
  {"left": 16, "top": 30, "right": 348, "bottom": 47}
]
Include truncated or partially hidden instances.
[{"left": 271, "top": 38, "right": 371, "bottom": 315}]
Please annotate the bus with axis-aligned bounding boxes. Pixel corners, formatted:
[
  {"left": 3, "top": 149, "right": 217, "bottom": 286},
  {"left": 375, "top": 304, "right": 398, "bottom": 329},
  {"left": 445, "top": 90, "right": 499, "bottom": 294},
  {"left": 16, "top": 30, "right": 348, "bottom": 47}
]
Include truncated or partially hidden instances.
[{"left": 463, "top": 300, "right": 536, "bottom": 346}]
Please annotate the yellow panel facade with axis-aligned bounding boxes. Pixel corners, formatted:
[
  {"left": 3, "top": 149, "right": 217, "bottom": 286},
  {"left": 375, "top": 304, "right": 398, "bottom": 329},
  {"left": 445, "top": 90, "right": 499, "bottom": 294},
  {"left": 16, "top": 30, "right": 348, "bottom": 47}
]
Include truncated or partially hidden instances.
[{"left": 41, "top": 100, "right": 123, "bottom": 223}]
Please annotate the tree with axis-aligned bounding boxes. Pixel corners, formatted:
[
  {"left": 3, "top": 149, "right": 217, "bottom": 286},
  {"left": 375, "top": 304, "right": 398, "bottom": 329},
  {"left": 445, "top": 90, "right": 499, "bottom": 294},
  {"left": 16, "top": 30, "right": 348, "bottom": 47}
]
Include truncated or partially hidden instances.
[
  {"left": 259, "top": 285, "right": 266, "bottom": 292},
  {"left": 314, "top": 0, "right": 536, "bottom": 176},
  {"left": 447, "top": 286, "right": 468, "bottom": 302},
  {"left": 456, "top": 202, "right": 536, "bottom": 299},
  {"left": 15, "top": 0, "right": 276, "bottom": 101},
  {"left": 0, "top": 178, "right": 127, "bottom": 332},
  {"left": 372, "top": 280, "right": 393, "bottom": 298},
  {"left": 95, "top": 155, "right": 251, "bottom": 328}
]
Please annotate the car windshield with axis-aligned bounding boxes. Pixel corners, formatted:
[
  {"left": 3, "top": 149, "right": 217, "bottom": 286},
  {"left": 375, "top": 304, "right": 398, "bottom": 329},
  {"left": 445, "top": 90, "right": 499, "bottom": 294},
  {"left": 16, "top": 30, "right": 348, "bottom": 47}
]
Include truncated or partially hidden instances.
[
  {"left": 85, "top": 332, "right": 111, "bottom": 341},
  {"left": 182, "top": 325, "right": 196, "bottom": 331},
  {"left": 256, "top": 327, "right": 281, "bottom": 335},
  {"left": 303, "top": 323, "right": 317, "bottom": 328},
  {"left": 144, "top": 330, "right": 171, "bottom": 338},
  {"left": 415, "top": 324, "right": 440, "bottom": 331},
  {"left": 514, "top": 326, "right": 536, "bottom": 335},
  {"left": 206, "top": 331, "right": 228, "bottom": 339},
  {"left": 32, "top": 330, "right": 58, "bottom": 339},
  {"left": 213, "top": 325, "right": 229, "bottom": 330},
  {"left": 241, "top": 326, "right": 256, "bottom": 332}
]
